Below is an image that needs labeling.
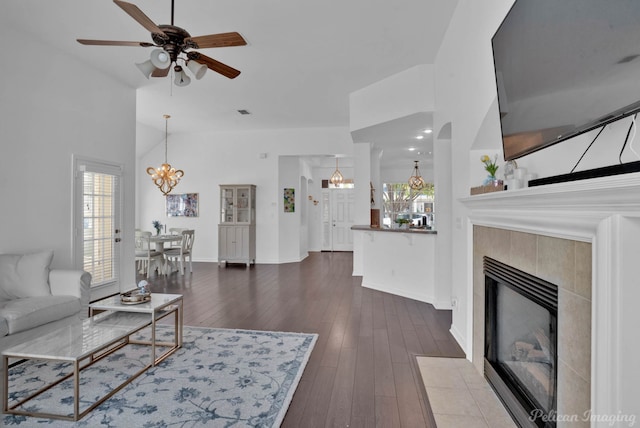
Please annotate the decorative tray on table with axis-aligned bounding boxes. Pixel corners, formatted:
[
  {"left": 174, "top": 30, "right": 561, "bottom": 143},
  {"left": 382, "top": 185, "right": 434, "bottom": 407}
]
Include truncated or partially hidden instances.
[{"left": 120, "top": 289, "right": 151, "bottom": 305}]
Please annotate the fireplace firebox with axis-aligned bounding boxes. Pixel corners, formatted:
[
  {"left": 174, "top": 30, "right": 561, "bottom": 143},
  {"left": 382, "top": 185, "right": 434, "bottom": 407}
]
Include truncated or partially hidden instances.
[{"left": 484, "top": 257, "right": 558, "bottom": 428}]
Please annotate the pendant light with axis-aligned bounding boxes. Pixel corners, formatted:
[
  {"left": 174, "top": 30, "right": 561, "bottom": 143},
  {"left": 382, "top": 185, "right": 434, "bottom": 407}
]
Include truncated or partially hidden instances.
[
  {"left": 408, "top": 160, "right": 426, "bottom": 190},
  {"left": 146, "top": 115, "right": 184, "bottom": 195},
  {"left": 330, "top": 157, "right": 344, "bottom": 187}
]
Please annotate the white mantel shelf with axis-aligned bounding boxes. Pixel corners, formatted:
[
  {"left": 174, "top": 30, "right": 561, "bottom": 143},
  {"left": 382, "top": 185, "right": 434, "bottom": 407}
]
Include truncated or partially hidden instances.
[
  {"left": 460, "top": 172, "right": 640, "bottom": 210},
  {"left": 459, "top": 171, "right": 640, "bottom": 426},
  {"left": 459, "top": 172, "right": 640, "bottom": 241}
]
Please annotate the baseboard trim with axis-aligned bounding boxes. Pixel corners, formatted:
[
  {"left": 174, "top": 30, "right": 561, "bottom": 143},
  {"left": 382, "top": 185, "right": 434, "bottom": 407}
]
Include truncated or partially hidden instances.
[
  {"left": 361, "top": 281, "right": 434, "bottom": 304},
  {"left": 449, "top": 324, "right": 467, "bottom": 355}
]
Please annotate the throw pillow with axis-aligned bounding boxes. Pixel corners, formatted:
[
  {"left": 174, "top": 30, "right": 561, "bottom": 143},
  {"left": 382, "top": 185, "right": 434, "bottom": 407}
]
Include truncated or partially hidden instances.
[{"left": 0, "top": 250, "right": 54, "bottom": 299}]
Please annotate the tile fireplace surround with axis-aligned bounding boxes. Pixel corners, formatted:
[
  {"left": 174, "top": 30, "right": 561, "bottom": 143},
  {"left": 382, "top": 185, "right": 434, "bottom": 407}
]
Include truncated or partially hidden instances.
[{"left": 461, "top": 173, "right": 640, "bottom": 427}]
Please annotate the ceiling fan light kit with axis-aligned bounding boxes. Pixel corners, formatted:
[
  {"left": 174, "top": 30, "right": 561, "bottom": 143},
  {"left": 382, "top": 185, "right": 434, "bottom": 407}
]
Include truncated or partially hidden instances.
[
  {"left": 186, "top": 60, "right": 207, "bottom": 80},
  {"left": 173, "top": 65, "right": 191, "bottom": 87},
  {"left": 77, "top": 0, "right": 246, "bottom": 86},
  {"left": 135, "top": 59, "right": 156, "bottom": 78},
  {"left": 149, "top": 49, "right": 171, "bottom": 69}
]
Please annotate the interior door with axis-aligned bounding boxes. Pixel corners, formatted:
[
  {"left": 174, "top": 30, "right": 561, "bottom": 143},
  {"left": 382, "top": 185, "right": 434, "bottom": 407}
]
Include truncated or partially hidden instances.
[{"left": 330, "top": 189, "right": 354, "bottom": 251}]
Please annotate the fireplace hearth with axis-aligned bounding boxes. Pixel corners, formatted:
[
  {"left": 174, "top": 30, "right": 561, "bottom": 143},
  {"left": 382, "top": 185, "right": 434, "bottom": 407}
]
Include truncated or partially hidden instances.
[{"left": 484, "top": 256, "right": 558, "bottom": 428}]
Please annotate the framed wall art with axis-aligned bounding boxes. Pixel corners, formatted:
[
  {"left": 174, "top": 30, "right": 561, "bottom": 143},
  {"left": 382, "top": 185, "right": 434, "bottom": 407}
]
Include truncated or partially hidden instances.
[
  {"left": 166, "top": 193, "right": 199, "bottom": 217},
  {"left": 283, "top": 188, "right": 295, "bottom": 213}
]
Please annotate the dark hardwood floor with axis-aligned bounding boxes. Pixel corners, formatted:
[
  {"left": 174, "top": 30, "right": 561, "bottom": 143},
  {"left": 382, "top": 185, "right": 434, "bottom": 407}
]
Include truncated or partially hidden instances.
[{"left": 141, "top": 252, "right": 465, "bottom": 427}]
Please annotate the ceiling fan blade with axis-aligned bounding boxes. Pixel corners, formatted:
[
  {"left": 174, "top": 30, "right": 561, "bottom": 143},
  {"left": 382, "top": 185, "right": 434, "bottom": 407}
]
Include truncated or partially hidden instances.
[
  {"left": 185, "top": 32, "right": 247, "bottom": 49},
  {"left": 187, "top": 52, "right": 241, "bottom": 79},
  {"left": 77, "top": 39, "right": 154, "bottom": 47},
  {"left": 113, "top": 0, "right": 166, "bottom": 36},
  {"left": 152, "top": 67, "right": 171, "bottom": 77}
]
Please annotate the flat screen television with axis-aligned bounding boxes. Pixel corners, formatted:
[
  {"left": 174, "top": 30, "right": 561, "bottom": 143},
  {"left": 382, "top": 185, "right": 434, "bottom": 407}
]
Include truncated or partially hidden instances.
[{"left": 492, "top": 0, "right": 640, "bottom": 162}]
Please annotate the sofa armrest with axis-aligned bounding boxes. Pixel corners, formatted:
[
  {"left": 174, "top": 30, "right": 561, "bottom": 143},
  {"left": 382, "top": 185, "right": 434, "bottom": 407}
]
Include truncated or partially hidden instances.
[{"left": 49, "top": 269, "right": 92, "bottom": 318}]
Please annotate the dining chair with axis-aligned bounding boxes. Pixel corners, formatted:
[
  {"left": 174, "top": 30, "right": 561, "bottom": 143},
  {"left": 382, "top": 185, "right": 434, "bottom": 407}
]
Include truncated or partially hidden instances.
[
  {"left": 163, "top": 229, "right": 195, "bottom": 275},
  {"left": 135, "top": 230, "right": 163, "bottom": 277},
  {"left": 168, "top": 227, "right": 187, "bottom": 249}
]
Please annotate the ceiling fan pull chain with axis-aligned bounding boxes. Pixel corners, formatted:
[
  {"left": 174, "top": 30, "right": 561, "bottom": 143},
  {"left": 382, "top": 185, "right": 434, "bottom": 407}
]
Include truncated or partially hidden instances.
[{"left": 170, "top": 67, "right": 174, "bottom": 96}]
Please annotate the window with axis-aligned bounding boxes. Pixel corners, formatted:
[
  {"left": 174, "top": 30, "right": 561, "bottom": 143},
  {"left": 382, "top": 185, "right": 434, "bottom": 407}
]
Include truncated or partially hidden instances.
[{"left": 382, "top": 183, "right": 434, "bottom": 227}]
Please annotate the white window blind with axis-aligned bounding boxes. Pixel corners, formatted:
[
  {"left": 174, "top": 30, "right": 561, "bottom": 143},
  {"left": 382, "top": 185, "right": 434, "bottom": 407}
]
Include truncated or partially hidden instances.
[{"left": 82, "top": 171, "right": 120, "bottom": 286}]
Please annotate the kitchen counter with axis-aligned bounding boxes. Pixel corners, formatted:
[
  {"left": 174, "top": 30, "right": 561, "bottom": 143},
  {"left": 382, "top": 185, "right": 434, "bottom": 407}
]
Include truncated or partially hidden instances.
[{"left": 351, "top": 225, "right": 437, "bottom": 234}]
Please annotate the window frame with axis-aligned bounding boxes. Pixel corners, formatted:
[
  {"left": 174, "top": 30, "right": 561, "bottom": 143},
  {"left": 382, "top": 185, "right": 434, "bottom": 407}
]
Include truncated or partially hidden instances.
[{"left": 382, "top": 182, "right": 435, "bottom": 227}]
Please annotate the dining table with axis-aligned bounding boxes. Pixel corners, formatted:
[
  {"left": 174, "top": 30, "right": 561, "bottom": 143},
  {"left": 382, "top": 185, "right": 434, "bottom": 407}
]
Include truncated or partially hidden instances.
[
  {"left": 149, "top": 234, "right": 183, "bottom": 250},
  {"left": 149, "top": 234, "right": 183, "bottom": 274}
]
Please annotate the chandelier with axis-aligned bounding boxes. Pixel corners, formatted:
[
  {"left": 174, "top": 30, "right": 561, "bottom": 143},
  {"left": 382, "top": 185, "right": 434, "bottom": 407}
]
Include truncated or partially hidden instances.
[
  {"left": 147, "top": 115, "right": 184, "bottom": 195},
  {"left": 408, "top": 160, "right": 426, "bottom": 190},
  {"left": 330, "top": 157, "right": 344, "bottom": 187}
]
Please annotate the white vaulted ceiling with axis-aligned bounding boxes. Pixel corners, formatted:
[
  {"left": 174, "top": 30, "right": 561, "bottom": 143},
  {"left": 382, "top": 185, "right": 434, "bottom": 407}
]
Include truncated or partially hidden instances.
[{"left": 1, "top": 0, "right": 458, "bottom": 165}]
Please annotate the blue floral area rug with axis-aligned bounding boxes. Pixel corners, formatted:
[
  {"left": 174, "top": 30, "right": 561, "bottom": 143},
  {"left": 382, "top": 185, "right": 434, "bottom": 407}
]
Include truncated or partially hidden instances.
[{"left": 3, "top": 326, "right": 317, "bottom": 427}]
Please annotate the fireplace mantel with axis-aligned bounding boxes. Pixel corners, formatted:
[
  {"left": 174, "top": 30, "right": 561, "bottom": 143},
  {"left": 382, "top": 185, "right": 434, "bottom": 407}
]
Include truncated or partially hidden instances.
[
  {"left": 461, "top": 173, "right": 640, "bottom": 427},
  {"left": 460, "top": 172, "right": 640, "bottom": 241},
  {"left": 461, "top": 172, "right": 640, "bottom": 211}
]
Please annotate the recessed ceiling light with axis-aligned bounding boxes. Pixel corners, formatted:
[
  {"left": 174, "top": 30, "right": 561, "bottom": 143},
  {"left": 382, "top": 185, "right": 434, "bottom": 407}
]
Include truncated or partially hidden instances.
[
  {"left": 415, "top": 135, "right": 424, "bottom": 140},
  {"left": 408, "top": 147, "right": 416, "bottom": 151},
  {"left": 423, "top": 129, "right": 433, "bottom": 134}
]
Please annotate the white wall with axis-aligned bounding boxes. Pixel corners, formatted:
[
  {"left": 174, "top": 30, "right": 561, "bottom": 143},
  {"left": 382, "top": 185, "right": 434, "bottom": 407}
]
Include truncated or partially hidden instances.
[
  {"left": 279, "top": 156, "right": 303, "bottom": 263},
  {"left": 137, "top": 127, "right": 353, "bottom": 264},
  {"left": 433, "top": 134, "right": 453, "bottom": 309},
  {"left": 353, "top": 143, "right": 372, "bottom": 226},
  {"left": 350, "top": 64, "right": 435, "bottom": 131},
  {"left": 307, "top": 173, "right": 323, "bottom": 252},
  {"left": 381, "top": 164, "right": 434, "bottom": 185},
  {"left": 434, "top": 0, "right": 640, "bottom": 355},
  {"left": 510, "top": 115, "right": 640, "bottom": 180},
  {"left": 0, "top": 24, "right": 136, "bottom": 287}
]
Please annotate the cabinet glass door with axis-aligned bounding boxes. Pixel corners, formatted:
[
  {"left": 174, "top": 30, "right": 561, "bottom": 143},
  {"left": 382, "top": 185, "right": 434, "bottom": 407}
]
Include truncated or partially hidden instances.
[
  {"left": 221, "top": 188, "right": 234, "bottom": 223},
  {"left": 236, "top": 187, "right": 250, "bottom": 223}
]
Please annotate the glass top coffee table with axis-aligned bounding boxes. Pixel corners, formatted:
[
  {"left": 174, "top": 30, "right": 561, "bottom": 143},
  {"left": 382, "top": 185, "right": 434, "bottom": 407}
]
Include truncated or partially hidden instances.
[
  {"left": 2, "top": 293, "right": 183, "bottom": 421},
  {"left": 89, "top": 292, "right": 183, "bottom": 366}
]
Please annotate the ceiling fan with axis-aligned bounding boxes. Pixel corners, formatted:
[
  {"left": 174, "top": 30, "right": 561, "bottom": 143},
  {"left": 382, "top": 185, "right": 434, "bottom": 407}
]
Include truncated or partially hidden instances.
[{"left": 77, "top": 0, "right": 246, "bottom": 84}]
